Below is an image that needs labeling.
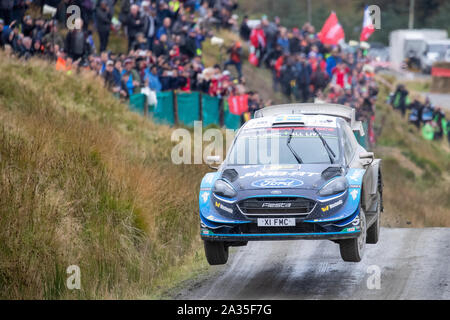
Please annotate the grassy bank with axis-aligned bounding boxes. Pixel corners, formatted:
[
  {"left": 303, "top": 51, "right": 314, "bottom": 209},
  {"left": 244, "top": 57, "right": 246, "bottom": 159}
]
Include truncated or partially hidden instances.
[
  {"left": 0, "top": 54, "right": 210, "bottom": 299},
  {"left": 373, "top": 82, "right": 450, "bottom": 228}
]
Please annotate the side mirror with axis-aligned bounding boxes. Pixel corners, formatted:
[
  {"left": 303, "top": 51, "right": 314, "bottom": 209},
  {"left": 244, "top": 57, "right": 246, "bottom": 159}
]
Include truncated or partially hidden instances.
[
  {"left": 359, "top": 152, "right": 374, "bottom": 166},
  {"left": 206, "top": 155, "right": 221, "bottom": 170},
  {"left": 360, "top": 152, "right": 374, "bottom": 159}
]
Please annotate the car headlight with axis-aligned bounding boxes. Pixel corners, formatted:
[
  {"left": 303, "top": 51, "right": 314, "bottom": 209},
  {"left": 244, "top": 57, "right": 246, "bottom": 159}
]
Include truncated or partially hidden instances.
[
  {"left": 213, "top": 179, "right": 237, "bottom": 198},
  {"left": 318, "top": 176, "right": 348, "bottom": 196}
]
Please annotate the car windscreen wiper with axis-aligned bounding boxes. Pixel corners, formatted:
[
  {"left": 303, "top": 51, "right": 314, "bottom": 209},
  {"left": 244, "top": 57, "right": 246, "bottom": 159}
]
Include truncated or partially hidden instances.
[
  {"left": 313, "top": 128, "right": 336, "bottom": 164},
  {"left": 286, "top": 129, "right": 303, "bottom": 164}
]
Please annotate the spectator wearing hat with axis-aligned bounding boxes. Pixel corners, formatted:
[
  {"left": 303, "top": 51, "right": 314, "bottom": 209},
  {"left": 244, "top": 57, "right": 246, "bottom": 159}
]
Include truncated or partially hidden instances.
[
  {"left": 121, "top": 58, "right": 141, "bottom": 97},
  {"left": 103, "top": 60, "right": 119, "bottom": 91}
]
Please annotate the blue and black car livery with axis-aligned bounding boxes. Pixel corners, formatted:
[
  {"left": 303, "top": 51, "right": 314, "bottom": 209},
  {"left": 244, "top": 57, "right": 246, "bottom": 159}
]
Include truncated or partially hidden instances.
[{"left": 199, "top": 104, "right": 383, "bottom": 264}]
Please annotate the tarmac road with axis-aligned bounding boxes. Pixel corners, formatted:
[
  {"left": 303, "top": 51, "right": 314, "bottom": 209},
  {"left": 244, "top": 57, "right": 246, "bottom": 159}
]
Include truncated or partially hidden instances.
[{"left": 175, "top": 228, "right": 450, "bottom": 299}]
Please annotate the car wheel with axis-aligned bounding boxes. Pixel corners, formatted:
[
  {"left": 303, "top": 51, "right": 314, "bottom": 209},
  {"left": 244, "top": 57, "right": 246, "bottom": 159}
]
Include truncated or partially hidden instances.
[
  {"left": 204, "top": 240, "right": 229, "bottom": 265},
  {"left": 339, "top": 209, "right": 366, "bottom": 262},
  {"left": 367, "top": 191, "right": 381, "bottom": 244}
]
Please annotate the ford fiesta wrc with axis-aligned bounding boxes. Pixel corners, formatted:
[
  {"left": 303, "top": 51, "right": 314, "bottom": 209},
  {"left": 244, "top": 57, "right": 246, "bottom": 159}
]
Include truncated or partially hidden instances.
[{"left": 199, "top": 104, "right": 383, "bottom": 264}]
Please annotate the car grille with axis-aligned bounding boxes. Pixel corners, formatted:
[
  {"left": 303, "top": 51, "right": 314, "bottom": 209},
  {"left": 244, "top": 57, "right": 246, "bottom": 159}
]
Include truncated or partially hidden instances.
[
  {"left": 238, "top": 222, "right": 321, "bottom": 234},
  {"left": 237, "top": 197, "right": 316, "bottom": 217}
]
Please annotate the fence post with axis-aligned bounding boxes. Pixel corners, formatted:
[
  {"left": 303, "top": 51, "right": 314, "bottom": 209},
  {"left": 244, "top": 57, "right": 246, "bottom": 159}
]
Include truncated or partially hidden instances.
[
  {"left": 199, "top": 92, "right": 203, "bottom": 123},
  {"left": 144, "top": 94, "right": 148, "bottom": 117},
  {"left": 173, "top": 90, "right": 178, "bottom": 125},
  {"left": 219, "top": 97, "right": 224, "bottom": 127}
]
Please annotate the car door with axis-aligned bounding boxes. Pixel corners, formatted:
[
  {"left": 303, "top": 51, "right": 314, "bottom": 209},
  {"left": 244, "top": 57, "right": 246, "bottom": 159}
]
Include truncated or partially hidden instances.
[{"left": 343, "top": 123, "right": 378, "bottom": 212}]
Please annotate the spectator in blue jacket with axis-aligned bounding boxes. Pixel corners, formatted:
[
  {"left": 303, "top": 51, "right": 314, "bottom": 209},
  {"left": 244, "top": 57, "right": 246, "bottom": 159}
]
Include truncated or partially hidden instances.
[
  {"left": 145, "top": 65, "right": 162, "bottom": 92},
  {"left": 326, "top": 48, "right": 341, "bottom": 77}
]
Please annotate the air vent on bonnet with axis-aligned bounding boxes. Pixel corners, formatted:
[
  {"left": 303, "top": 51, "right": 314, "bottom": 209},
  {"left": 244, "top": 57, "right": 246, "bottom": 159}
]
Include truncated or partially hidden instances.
[
  {"left": 222, "top": 169, "right": 239, "bottom": 182},
  {"left": 321, "top": 166, "right": 344, "bottom": 180}
]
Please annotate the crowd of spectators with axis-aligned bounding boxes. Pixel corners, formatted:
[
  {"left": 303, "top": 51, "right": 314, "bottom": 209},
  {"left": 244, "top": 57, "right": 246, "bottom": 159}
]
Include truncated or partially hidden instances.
[
  {"left": 5, "top": 0, "right": 446, "bottom": 146},
  {"left": 239, "top": 17, "right": 379, "bottom": 122},
  {"left": 391, "top": 85, "right": 449, "bottom": 142},
  {"left": 0, "top": 0, "right": 254, "bottom": 100}
]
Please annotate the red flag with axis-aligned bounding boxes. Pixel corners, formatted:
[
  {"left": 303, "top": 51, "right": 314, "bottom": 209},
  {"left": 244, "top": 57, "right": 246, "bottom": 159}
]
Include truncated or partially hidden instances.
[
  {"left": 248, "top": 52, "right": 259, "bottom": 66},
  {"left": 318, "top": 12, "right": 345, "bottom": 45},
  {"left": 228, "top": 94, "right": 249, "bottom": 115},
  {"left": 360, "top": 6, "right": 375, "bottom": 42}
]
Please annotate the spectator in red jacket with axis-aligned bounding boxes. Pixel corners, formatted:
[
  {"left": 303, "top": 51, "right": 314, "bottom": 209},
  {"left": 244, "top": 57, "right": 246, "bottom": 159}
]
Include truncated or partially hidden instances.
[
  {"left": 224, "top": 41, "right": 242, "bottom": 78},
  {"left": 331, "top": 62, "right": 350, "bottom": 89}
]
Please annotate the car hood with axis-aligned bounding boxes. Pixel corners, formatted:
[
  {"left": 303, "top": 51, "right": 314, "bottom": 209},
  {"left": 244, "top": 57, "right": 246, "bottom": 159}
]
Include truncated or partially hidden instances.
[{"left": 221, "top": 164, "right": 343, "bottom": 191}]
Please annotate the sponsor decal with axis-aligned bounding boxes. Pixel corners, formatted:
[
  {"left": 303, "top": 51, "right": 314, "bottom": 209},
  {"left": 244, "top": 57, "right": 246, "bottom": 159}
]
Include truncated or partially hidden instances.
[
  {"left": 201, "top": 228, "right": 213, "bottom": 235},
  {"left": 245, "top": 120, "right": 270, "bottom": 128},
  {"left": 275, "top": 115, "right": 304, "bottom": 122},
  {"left": 204, "top": 174, "right": 214, "bottom": 184},
  {"left": 261, "top": 202, "right": 292, "bottom": 208},
  {"left": 349, "top": 170, "right": 364, "bottom": 182},
  {"left": 344, "top": 227, "right": 356, "bottom": 232},
  {"left": 201, "top": 191, "right": 210, "bottom": 203},
  {"left": 352, "top": 216, "right": 360, "bottom": 226},
  {"left": 350, "top": 189, "right": 359, "bottom": 200},
  {"left": 251, "top": 178, "right": 304, "bottom": 188},
  {"left": 349, "top": 184, "right": 361, "bottom": 188},
  {"left": 215, "top": 201, "right": 233, "bottom": 214},
  {"left": 240, "top": 170, "right": 320, "bottom": 179},
  {"left": 329, "top": 199, "right": 343, "bottom": 209},
  {"left": 321, "top": 199, "right": 343, "bottom": 212},
  {"left": 270, "top": 190, "right": 282, "bottom": 195}
]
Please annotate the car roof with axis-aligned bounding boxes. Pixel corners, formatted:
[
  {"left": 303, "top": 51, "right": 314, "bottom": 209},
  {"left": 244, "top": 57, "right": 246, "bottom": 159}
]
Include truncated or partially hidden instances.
[{"left": 243, "top": 114, "right": 339, "bottom": 130}]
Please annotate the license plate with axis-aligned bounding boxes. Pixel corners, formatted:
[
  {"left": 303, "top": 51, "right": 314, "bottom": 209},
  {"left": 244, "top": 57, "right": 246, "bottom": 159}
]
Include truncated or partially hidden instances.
[{"left": 257, "top": 218, "right": 295, "bottom": 227}]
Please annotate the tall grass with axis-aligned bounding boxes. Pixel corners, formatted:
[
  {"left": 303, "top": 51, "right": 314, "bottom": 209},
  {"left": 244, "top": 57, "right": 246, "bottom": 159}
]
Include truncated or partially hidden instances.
[{"left": 0, "top": 54, "right": 208, "bottom": 299}]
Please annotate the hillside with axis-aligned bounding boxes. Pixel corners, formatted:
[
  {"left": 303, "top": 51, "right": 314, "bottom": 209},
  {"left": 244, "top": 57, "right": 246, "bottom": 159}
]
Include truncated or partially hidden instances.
[
  {"left": 373, "top": 80, "right": 450, "bottom": 228},
  {"left": 0, "top": 53, "right": 210, "bottom": 299}
]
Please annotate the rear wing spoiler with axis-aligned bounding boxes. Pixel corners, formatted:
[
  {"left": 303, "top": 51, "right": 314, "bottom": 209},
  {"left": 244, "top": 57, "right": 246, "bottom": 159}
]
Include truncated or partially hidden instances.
[{"left": 254, "top": 103, "right": 365, "bottom": 136}]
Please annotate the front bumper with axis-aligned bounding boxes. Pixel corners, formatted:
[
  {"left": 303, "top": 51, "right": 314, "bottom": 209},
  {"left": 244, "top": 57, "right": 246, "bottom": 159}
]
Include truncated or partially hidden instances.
[{"left": 200, "top": 222, "right": 360, "bottom": 241}]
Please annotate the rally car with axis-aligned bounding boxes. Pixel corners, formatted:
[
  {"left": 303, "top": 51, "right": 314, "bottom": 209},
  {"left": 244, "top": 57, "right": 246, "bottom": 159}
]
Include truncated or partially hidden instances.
[{"left": 199, "top": 104, "right": 383, "bottom": 264}]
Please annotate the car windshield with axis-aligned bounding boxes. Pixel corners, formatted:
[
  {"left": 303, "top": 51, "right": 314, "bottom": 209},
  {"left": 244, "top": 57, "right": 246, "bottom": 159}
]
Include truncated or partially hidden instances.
[
  {"left": 227, "top": 126, "right": 340, "bottom": 165},
  {"left": 428, "top": 44, "right": 449, "bottom": 54}
]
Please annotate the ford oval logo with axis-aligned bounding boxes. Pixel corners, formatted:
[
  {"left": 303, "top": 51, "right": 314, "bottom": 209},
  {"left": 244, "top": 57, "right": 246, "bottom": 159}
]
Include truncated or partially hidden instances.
[{"left": 251, "top": 178, "right": 304, "bottom": 188}]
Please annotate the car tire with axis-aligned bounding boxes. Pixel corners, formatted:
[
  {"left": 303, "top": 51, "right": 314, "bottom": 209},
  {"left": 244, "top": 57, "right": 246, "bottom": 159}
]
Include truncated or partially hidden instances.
[
  {"left": 204, "top": 240, "right": 229, "bottom": 265},
  {"left": 367, "top": 191, "right": 381, "bottom": 244},
  {"left": 339, "top": 209, "right": 366, "bottom": 262}
]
